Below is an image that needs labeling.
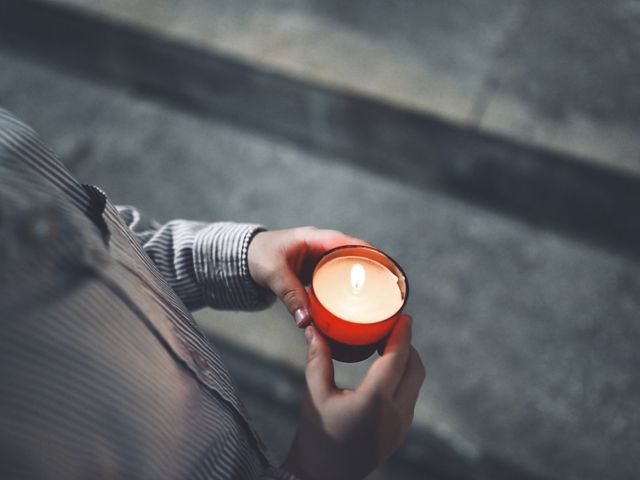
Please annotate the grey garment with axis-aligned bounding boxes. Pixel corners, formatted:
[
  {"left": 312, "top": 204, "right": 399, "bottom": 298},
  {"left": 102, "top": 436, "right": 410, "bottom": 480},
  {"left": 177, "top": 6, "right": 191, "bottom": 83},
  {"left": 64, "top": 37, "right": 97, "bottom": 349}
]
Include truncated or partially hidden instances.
[
  {"left": 0, "top": 108, "right": 292, "bottom": 479},
  {"left": 114, "top": 205, "right": 276, "bottom": 312}
]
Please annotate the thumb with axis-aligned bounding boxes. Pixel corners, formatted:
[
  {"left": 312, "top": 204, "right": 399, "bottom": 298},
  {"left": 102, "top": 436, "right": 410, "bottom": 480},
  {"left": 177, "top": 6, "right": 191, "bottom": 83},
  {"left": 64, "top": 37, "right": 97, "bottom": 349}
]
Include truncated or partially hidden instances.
[
  {"left": 271, "top": 268, "right": 311, "bottom": 327},
  {"left": 304, "top": 326, "right": 335, "bottom": 401}
]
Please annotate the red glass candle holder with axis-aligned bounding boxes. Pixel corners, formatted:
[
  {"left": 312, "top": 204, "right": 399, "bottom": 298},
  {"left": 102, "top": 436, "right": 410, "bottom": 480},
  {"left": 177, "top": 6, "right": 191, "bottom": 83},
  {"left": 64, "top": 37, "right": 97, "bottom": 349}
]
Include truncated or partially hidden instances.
[{"left": 308, "top": 245, "right": 409, "bottom": 362}]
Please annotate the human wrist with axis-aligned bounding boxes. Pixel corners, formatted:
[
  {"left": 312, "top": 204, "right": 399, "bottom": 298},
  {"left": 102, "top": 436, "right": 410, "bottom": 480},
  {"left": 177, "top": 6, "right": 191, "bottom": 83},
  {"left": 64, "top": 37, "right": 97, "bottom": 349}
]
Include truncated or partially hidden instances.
[{"left": 281, "top": 445, "right": 320, "bottom": 480}]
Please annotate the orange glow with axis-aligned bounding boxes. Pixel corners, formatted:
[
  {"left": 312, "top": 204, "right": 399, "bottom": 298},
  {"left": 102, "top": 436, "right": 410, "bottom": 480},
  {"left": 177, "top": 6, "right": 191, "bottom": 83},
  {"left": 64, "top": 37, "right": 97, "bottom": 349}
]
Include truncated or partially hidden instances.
[{"left": 309, "top": 246, "right": 408, "bottom": 348}]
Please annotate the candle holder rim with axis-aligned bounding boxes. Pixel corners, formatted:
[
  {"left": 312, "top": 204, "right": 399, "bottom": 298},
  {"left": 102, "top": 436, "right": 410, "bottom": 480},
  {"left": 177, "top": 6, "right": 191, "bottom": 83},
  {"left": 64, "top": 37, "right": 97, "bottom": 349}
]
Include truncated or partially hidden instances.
[{"left": 311, "top": 244, "right": 410, "bottom": 323}]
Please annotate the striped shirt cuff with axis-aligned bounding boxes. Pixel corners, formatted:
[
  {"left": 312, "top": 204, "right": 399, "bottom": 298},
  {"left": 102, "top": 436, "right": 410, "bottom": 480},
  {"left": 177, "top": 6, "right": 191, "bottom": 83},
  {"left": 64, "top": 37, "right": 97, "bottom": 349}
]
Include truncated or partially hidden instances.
[{"left": 194, "top": 222, "right": 276, "bottom": 311}]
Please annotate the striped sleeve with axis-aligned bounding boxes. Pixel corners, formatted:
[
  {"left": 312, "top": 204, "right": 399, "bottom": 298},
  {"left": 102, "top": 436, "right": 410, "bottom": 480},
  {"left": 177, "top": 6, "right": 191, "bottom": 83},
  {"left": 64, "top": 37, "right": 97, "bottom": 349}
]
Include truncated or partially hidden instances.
[{"left": 116, "top": 205, "right": 276, "bottom": 312}]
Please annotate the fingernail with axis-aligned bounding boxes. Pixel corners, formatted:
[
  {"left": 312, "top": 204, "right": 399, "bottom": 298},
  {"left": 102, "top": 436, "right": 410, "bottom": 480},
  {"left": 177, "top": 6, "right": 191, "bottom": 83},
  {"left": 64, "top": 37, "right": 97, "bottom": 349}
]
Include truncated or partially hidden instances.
[
  {"left": 294, "top": 308, "right": 310, "bottom": 327},
  {"left": 304, "top": 326, "right": 314, "bottom": 344}
]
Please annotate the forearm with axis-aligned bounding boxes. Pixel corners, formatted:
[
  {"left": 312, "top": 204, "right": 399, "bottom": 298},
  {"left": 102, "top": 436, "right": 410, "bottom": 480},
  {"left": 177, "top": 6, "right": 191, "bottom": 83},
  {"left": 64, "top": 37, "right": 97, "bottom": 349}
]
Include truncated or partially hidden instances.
[{"left": 116, "top": 206, "right": 275, "bottom": 311}]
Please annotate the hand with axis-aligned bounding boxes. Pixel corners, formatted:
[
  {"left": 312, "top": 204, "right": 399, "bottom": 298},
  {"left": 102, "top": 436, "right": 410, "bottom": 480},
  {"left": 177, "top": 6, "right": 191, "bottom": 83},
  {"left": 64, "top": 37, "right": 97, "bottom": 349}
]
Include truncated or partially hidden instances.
[
  {"left": 282, "top": 315, "right": 425, "bottom": 480},
  {"left": 247, "top": 226, "right": 369, "bottom": 327}
]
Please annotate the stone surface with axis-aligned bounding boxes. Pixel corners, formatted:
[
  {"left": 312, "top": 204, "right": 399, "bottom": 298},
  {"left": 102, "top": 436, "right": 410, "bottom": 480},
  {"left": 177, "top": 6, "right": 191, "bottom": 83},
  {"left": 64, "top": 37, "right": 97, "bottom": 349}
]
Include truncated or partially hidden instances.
[
  {"left": 41, "top": 0, "right": 640, "bottom": 175},
  {"left": 478, "top": 0, "right": 640, "bottom": 174},
  {"left": 1, "top": 49, "right": 640, "bottom": 479}
]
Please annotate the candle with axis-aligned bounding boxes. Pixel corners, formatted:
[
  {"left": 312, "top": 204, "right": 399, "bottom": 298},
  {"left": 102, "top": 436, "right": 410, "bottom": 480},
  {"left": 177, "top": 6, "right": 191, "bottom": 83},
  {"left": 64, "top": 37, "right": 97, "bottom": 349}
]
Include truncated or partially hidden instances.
[
  {"left": 309, "top": 246, "right": 408, "bottom": 362},
  {"left": 313, "top": 256, "right": 404, "bottom": 323}
]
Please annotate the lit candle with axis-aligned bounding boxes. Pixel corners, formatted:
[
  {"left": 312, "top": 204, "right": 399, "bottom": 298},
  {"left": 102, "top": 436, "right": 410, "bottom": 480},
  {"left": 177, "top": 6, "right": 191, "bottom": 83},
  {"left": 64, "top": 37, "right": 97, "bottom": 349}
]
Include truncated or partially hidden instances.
[
  {"left": 313, "top": 256, "right": 404, "bottom": 323},
  {"left": 309, "top": 246, "right": 409, "bottom": 362}
]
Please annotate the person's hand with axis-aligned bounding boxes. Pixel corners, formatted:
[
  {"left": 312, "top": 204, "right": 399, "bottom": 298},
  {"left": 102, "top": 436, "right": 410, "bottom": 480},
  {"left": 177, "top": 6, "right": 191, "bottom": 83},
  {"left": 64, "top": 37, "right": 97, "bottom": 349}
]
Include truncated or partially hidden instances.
[
  {"left": 282, "top": 315, "right": 425, "bottom": 480},
  {"left": 247, "top": 227, "right": 369, "bottom": 327}
]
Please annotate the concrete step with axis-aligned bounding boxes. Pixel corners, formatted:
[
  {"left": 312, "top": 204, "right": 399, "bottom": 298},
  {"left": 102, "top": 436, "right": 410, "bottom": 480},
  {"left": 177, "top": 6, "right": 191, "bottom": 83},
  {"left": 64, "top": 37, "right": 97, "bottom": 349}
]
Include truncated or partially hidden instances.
[
  {"left": 1, "top": 47, "right": 639, "bottom": 480},
  {"left": 34, "top": 0, "right": 640, "bottom": 177},
  {"left": 1, "top": 0, "right": 640, "bottom": 257}
]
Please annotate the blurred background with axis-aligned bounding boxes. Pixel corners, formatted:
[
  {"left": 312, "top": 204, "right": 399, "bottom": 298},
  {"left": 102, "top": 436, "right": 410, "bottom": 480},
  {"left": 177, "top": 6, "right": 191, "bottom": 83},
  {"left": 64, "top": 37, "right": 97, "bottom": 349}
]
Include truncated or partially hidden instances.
[{"left": 1, "top": 1, "right": 639, "bottom": 479}]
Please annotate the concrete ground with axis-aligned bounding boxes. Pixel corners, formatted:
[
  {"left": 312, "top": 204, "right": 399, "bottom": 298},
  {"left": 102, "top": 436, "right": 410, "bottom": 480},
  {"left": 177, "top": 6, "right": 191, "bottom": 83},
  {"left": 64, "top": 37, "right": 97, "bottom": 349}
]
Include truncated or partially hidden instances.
[
  {"left": 43, "top": 0, "right": 640, "bottom": 176},
  {"left": 1, "top": 47, "right": 639, "bottom": 480}
]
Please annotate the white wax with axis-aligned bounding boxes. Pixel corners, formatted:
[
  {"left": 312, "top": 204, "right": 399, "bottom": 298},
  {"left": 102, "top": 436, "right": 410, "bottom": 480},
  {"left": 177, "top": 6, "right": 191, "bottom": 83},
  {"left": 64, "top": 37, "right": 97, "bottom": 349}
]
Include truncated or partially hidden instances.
[{"left": 313, "top": 256, "right": 404, "bottom": 323}]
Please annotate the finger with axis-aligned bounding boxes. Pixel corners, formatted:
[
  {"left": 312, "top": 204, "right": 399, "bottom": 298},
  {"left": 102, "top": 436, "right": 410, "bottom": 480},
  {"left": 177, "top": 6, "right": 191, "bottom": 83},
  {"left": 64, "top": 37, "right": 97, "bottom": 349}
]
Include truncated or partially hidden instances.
[
  {"left": 382, "top": 314, "right": 412, "bottom": 356},
  {"left": 269, "top": 268, "right": 311, "bottom": 327},
  {"left": 304, "top": 326, "right": 336, "bottom": 401},
  {"left": 394, "top": 347, "right": 426, "bottom": 413},
  {"left": 301, "top": 228, "right": 372, "bottom": 259},
  {"left": 295, "top": 228, "right": 374, "bottom": 285},
  {"left": 358, "top": 315, "right": 412, "bottom": 395}
]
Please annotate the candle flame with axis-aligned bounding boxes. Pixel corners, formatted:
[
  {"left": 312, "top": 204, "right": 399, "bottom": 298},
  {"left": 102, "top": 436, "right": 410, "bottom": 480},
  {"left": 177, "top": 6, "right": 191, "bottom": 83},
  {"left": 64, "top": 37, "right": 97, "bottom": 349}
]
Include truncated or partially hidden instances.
[{"left": 350, "top": 263, "right": 366, "bottom": 293}]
